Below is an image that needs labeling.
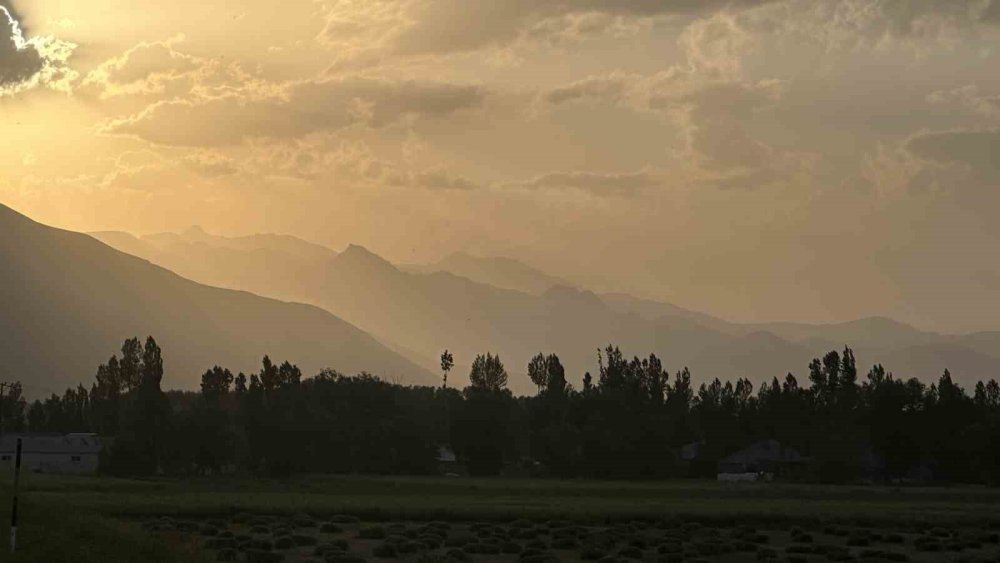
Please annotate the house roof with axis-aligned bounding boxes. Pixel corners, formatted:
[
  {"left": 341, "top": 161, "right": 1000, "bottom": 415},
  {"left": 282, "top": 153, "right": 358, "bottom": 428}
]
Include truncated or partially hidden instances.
[
  {"left": 0, "top": 433, "right": 104, "bottom": 455},
  {"left": 720, "top": 439, "right": 802, "bottom": 466},
  {"left": 679, "top": 440, "right": 705, "bottom": 461},
  {"left": 436, "top": 445, "right": 457, "bottom": 463}
]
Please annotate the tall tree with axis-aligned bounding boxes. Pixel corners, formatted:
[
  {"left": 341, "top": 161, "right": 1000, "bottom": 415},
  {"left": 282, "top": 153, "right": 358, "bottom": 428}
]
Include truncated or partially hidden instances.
[
  {"left": 528, "top": 353, "right": 548, "bottom": 393},
  {"left": 469, "top": 353, "right": 508, "bottom": 392},
  {"left": 440, "top": 350, "right": 454, "bottom": 389}
]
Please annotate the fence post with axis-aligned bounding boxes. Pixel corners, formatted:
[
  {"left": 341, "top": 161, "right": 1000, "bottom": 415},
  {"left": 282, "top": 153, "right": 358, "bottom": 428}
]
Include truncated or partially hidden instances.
[{"left": 10, "top": 437, "right": 21, "bottom": 553}]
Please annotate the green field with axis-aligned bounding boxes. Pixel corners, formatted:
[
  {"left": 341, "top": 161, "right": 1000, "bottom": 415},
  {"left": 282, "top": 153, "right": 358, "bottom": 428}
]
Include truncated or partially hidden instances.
[{"left": 3, "top": 474, "right": 1000, "bottom": 562}]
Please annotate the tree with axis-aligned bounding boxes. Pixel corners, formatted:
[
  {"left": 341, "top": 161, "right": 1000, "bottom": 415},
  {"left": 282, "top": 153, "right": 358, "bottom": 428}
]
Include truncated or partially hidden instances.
[
  {"left": 192, "top": 366, "right": 235, "bottom": 473},
  {"left": 0, "top": 382, "right": 27, "bottom": 433},
  {"left": 200, "top": 366, "right": 235, "bottom": 401},
  {"left": 598, "top": 345, "right": 628, "bottom": 391},
  {"left": 469, "top": 353, "right": 508, "bottom": 392},
  {"left": 106, "top": 337, "right": 172, "bottom": 476},
  {"left": 234, "top": 372, "right": 248, "bottom": 395},
  {"left": 528, "top": 353, "right": 548, "bottom": 393},
  {"left": 440, "top": 350, "right": 454, "bottom": 389},
  {"left": 260, "top": 355, "right": 279, "bottom": 393},
  {"left": 119, "top": 337, "right": 143, "bottom": 392},
  {"left": 545, "top": 354, "right": 567, "bottom": 395}
]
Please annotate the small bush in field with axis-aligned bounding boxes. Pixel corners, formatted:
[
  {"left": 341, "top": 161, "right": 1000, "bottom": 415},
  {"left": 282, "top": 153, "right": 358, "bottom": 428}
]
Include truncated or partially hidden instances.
[{"left": 358, "top": 525, "right": 386, "bottom": 539}]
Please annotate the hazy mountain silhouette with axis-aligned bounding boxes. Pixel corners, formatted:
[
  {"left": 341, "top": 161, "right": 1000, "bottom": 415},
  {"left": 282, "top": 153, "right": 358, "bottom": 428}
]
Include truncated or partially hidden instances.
[
  {"left": 2, "top": 204, "right": 433, "bottom": 397},
  {"left": 91, "top": 227, "right": 1000, "bottom": 393},
  {"left": 403, "top": 252, "right": 573, "bottom": 295}
]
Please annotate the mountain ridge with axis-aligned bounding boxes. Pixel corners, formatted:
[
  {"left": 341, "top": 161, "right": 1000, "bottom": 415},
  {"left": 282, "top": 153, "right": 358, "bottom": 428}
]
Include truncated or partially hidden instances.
[
  {"left": 1, "top": 204, "right": 434, "bottom": 396},
  {"left": 87, "top": 224, "right": 1000, "bottom": 393}
]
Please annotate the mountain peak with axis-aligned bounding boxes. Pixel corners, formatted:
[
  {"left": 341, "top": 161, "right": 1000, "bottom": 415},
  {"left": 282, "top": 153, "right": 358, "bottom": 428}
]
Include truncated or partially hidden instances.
[
  {"left": 182, "top": 225, "right": 210, "bottom": 239},
  {"left": 543, "top": 284, "right": 605, "bottom": 309},
  {"left": 336, "top": 244, "right": 398, "bottom": 272}
]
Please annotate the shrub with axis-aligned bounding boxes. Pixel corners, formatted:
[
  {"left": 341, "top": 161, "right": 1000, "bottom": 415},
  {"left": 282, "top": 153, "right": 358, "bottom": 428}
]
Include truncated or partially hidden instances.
[
  {"left": 552, "top": 537, "right": 579, "bottom": 549},
  {"left": 274, "top": 536, "right": 295, "bottom": 549},
  {"left": 294, "top": 534, "right": 319, "bottom": 546},
  {"left": 246, "top": 550, "right": 283, "bottom": 563},
  {"left": 373, "top": 543, "right": 398, "bottom": 558},
  {"left": 502, "top": 541, "right": 523, "bottom": 554},
  {"left": 358, "top": 526, "right": 386, "bottom": 540},
  {"left": 329, "top": 515, "right": 360, "bottom": 524}
]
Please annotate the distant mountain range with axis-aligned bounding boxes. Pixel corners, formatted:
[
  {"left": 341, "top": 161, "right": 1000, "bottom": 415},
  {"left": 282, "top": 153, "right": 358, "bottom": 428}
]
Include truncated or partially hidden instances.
[
  {"left": 88, "top": 225, "right": 1000, "bottom": 394},
  {"left": 0, "top": 204, "right": 433, "bottom": 398},
  {"left": 401, "top": 252, "right": 573, "bottom": 295}
]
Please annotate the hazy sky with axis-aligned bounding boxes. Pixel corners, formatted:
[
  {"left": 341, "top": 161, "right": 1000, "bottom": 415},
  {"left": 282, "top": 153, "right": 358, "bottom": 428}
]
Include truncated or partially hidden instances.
[{"left": 2, "top": 0, "right": 1000, "bottom": 333}]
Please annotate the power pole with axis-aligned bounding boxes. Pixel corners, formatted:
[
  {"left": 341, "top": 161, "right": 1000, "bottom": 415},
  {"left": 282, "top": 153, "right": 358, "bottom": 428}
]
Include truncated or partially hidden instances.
[
  {"left": 0, "top": 381, "right": 10, "bottom": 437},
  {"left": 9, "top": 437, "right": 21, "bottom": 553}
]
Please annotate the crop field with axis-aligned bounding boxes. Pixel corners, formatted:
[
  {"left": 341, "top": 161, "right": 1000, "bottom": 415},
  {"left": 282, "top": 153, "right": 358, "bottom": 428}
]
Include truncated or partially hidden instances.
[{"left": 3, "top": 474, "right": 1000, "bottom": 562}]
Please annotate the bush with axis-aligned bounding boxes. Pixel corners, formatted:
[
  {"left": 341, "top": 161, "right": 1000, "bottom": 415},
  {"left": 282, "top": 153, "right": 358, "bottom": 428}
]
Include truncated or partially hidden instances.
[
  {"left": 373, "top": 543, "right": 398, "bottom": 558},
  {"left": 246, "top": 550, "right": 283, "bottom": 563},
  {"left": 358, "top": 526, "right": 386, "bottom": 540},
  {"left": 294, "top": 534, "right": 319, "bottom": 546},
  {"left": 552, "top": 537, "right": 579, "bottom": 549},
  {"left": 329, "top": 515, "right": 360, "bottom": 524}
]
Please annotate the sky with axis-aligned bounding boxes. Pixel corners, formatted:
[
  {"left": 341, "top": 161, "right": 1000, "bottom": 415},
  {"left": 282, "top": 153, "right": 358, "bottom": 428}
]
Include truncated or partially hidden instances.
[{"left": 2, "top": 0, "right": 1000, "bottom": 334}]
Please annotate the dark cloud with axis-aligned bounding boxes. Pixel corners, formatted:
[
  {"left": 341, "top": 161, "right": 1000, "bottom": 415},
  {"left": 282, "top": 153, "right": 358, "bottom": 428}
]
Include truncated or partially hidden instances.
[
  {"left": 544, "top": 73, "right": 630, "bottom": 105},
  {"left": 982, "top": 0, "right": 1000, "bottom": 23},
  {"left": 106, "top": 77, "right": 486, "bottom": 146},
  {"left": 0, "top": 5, "right": 43, "bottom": 90},
  {"left": 571, "top": 0, "right": 777, "bottom": 17},
  {"left": 524, "top": 170, "right": 657, "bottom": 196},
  {"left": 410, "top": 170, "right": 480, "bottom": 191},
  {"left": 385, "top": 0, "right": 779, "bottom": 57},
  {"left": 906, "top": 129, "right": 1000, "bottom": 177}
]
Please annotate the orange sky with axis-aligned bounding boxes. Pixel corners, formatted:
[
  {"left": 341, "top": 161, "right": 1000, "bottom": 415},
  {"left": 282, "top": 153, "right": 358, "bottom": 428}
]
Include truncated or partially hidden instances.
[{"left": 3, "top": 0, "right": 1000, "bottom": 333}]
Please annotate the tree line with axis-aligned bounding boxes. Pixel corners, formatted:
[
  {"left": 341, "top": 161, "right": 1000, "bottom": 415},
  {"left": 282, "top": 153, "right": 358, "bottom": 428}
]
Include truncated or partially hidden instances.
[{"left": 6, "top": 338, "right": 1000, "bottom": 484}]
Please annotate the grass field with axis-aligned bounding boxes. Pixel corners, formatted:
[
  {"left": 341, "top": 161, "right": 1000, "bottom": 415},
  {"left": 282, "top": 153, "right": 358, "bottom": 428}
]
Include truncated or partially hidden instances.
[{"left": 2, "top": 474, "right": 1000, "bottom": 562}]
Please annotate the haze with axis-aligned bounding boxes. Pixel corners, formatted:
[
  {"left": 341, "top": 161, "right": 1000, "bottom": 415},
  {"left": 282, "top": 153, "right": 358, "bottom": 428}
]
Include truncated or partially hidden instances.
[{"left": 3, "top": 0, "right": 1000, "bottom": 333}]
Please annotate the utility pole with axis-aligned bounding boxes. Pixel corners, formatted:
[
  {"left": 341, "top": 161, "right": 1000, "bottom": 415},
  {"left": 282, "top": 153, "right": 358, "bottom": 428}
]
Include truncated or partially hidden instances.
[
  {"left": 9, "top": 437, "right": 21, "bottom": 553},
  {"left": 0, "top": 381, "right": 10, "bottom": 437}
]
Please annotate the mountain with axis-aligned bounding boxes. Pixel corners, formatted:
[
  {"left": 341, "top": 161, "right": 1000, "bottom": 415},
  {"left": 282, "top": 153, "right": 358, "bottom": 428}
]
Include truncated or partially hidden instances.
[
  {"left": 403, "top": 252, "right": 572, "bottom": 295},
  {"left": 1, "top": 204, "right": 433, "bottom": 397},
  {"left": 89, "top": 228, "right": 337, "bottom": 307},
  {"left": 91, "top": 226, "right": 1000, "bottom": 393}
]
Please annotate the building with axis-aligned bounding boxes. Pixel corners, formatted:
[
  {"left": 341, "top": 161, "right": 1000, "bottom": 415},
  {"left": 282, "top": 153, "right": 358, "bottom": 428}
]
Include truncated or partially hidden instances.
[
  {"left": 435, "top": 445, "right": 462, "bottom": 476},
  {"left": 0, "top": 433, "right": 103, "bottom": 475},
  {"left": 717, "top": 439, "right": 803, "bottom": 481}
]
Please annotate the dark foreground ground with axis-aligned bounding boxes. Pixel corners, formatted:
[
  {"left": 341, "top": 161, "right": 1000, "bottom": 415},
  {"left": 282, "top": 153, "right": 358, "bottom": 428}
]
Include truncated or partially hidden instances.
[{"left": 2, "top": 474, "right": 1000, "bottom": 562}]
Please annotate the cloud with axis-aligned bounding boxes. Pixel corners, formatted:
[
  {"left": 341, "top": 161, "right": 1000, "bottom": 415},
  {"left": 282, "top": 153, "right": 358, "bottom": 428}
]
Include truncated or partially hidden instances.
[
  {"left": 927, "top": 85, "right": 1000, "bottom": 119},
  {"left": 543, "top": 67, "right": 794, "bottom": 186},
  {"left": 0, "top": 5, "right": 76, "bottom": 96},
  {"left": 408, "top": 169, "right": 480, "bottom": 191},
  {"left": 520, "top": 170, "right": 658, "bottom": 196},
  {"left": 182, "top": 151, "right": 240, "bottom": 177},
  {"left": 102, "top": 75, "right": 486, "bottom": 146},
  {"left": 82, "top": 36, "right": 205, "bottom": 99},
  {"left": 906, "top": 128, "right": 1000, "bottom": 178},
  {"left": 317, "top": 0, "right": 780, "bottom": 66},
  {"left": 544, "top": 72, "right": 634, "bottom": 105}
]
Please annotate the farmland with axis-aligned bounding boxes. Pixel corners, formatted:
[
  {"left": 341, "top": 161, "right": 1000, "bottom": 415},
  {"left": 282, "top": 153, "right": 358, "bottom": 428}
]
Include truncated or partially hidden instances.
[{"left": 4, "top": 474, "right": 1000, "bottom": 562}]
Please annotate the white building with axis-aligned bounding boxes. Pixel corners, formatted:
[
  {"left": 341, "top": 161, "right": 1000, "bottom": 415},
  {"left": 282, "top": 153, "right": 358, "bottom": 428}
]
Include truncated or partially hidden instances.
[
  {"left": 717, "top": 439, "right": 803, "bottom": 482},
  {"left": 0, "top": 433, "right": 103, "bottom": 474}
]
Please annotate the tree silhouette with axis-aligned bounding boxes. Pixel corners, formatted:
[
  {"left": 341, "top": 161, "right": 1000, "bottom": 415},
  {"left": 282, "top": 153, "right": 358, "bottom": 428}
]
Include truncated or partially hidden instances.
[
  {"left": 13, "top": 338, "right": 1000, "bottom": 484},
  {"left": 469, "top": 353, "right": 508, "bottom": 392},
  {"left": 440, "top": 350, "right": 454, "bottom": 389},
  {"left": 528, "top": 353, "right": 548, "bottom": 393}
]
